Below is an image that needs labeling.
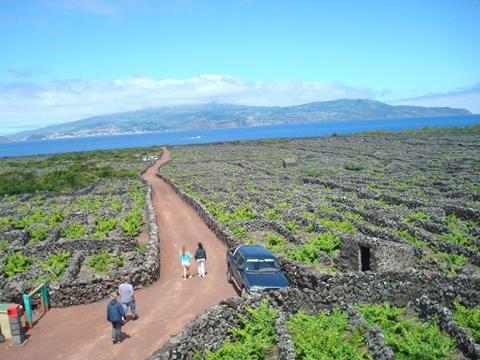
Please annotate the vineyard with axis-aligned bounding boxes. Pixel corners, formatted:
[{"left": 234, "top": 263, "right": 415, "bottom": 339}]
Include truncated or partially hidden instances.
[
  {"left": 0, "top": 147, "right": 162, "bottom": 304},
  {"left": 153, "top": 127, "right": 480, "bottom": 359}
]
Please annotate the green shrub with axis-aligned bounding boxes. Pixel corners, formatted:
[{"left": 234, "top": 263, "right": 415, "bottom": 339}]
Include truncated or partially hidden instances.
[
  {"left": 121, "top": 208, "right": 144, "bottom": 237},
  {"left": 287, "top": 233, "right": 341, "bottom": 262},
  {"left": 203, "top": 299, "right": 277, "bottom": 359},
  {"left": 453, "top": 302, "right": 480, "bottom": 343},
  {"left": 136, "top": 243, "right": 148, "bottom": 253},
  {"left": 87, "top": 252, "right": 124, "bottom": 275},
  {"left": 344, "top": 163, "right": 364, "bottom": 171},
  {"left": 46, "top": 210, "right": 65, "bottom": 227},
  {"left": 232, "top": 205, "right": 257, "bottom": 221},
  {"left": 128, "top": 183, "right": 145, "bottom": 208},
  {"left": 0, "top": 216, "right": 11, "bottom": 230},
  {"left": 285, "top": 220, "right": 299, "bottom": 234},
  {"left": 61, "top": 222, "right": 88, "bottom": 239},
  {"left": 90, "top": 217, "right": 117, "bottom": 240},
  {"left": 109, "top": 197, "right": 123, "bottom": 212},
  {"left": 3, "top": 252, "right": 33, "bottom": 278},
  {"left": 14, "top": 210, "right": 44, "bottom": 229},
  {"left": 439, "top": 215, "right": 474, "bottom": 247},
  {"left": 263, "top": 208, "right": 283, "bottom": 221},
  {"left": 395, "top": 230, "right": 428, "bottom": 248},
  {"left": 0, "top": 240, "right": 9, "bottom": 251},
  {"left": 359, "top": 303, "right": 456, "bottom": 359},
  {"left": 287, "top": 309, "right": 370, "bottom": 359},
  {"left": 319, "top": 218, "right": 357, "bottom": 233},
  {"left": 228, "top": 224, "right": 247, "bottom": 238},
  {"left": 29, "top": 225, "right": 49, "bottom": 243},
  {"left": 403, "top": 211, "right": 430, "bottom": 224},
  {"left": 41, "top": 251, "right": 71, "bottom": 282}
]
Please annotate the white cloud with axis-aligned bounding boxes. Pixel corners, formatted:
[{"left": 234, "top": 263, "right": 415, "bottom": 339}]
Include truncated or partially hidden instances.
[
  {"left": 0, "top": 75, "right": 375, "bottom": 134},
  {"left": 390, "top": 84, "right": 480, "bottom": 114}
]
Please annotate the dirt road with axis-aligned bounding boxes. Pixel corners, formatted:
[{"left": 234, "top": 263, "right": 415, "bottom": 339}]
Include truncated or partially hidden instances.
[{"left": 0, "top": 148, "right": 236, "bottom": 360}]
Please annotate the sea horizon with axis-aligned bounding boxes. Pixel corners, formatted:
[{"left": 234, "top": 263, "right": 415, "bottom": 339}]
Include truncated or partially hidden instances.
[{"left": 1, "top": 114, "right": 479, "bottom": 158}]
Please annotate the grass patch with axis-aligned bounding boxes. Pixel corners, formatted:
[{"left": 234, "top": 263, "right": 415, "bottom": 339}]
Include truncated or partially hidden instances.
[
  {"left": 453, "top": 302, "right": 480, "bottom": 343},
  {"left": 3, "top": 252, "right": 33, "bottom": 278},
  {"left": 287, "top": 309, "right": 371, "bottom": 359},
  {"left": 359, "top": 303, "right": 457, "bottom": 359},
  {"left": 201, "top": 299, "right": 277, "bottom": 360}
]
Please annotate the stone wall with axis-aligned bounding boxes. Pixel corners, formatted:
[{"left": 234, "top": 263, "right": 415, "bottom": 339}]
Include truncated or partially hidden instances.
[
  {"left": 415, "top": 295, "right": 480, "bottom": 359},
  {"left": 147, "top": 295, "right": 264, "bottom": 360},
  {"left": 48, "top": 185, "right": 161, "bottom": 307},
  {"left": 156, "top": 173, "right": 240, "bottom": 249},
  {"left": 279, "top": 259, "right": 480, "bottom": 308}
]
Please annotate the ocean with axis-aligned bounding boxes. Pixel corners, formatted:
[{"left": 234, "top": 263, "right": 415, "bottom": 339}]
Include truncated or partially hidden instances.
[{"left": 1, "top": 115, "right": 479, "bottom": 158}]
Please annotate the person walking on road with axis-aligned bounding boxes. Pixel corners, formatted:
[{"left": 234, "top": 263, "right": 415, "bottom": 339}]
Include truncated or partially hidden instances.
[
  {"left": 179, "top": 245, "right": 193, "bottom": 280},
  {"left": 194, "top": 242, "right": 207, "bottom": 278},
  {"left": 119, "top": 275, "right": 139, "bottom": 321},
  {"left": 107, "top": 292, "right": 126, "bottom": 344}
]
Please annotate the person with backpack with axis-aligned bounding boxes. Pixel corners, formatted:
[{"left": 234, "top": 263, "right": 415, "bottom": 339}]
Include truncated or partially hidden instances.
[
  {"left": 194, "top": 242, "right": 207, "bottom": 278},
  {"left": 107, "top": 292, "right": 126, "bottom": 344}
]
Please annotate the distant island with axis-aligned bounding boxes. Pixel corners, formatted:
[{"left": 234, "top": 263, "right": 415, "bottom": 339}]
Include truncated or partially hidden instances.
[
  {"left": 0, "top": 136, "right": 10, "bottom": 143},
  {"left": 8, "top": 99, "right": 471, "bottom": 141}
]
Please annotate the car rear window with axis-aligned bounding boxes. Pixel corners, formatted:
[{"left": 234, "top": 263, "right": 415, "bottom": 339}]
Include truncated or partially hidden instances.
[{"left": 245, "top": 258, "right": 279, "bottom": 271}]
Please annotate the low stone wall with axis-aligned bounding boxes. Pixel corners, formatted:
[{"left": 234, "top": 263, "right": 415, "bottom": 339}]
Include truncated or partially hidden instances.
[
  {"left": 156, "top": 173, "right": 240, "bottom": 249},
  {"left": 147, "top": 296, "right": 264, "bottom": 360},
  {"left": 347, "top": 305, "right": 394, "bottom": 360},
  {"left": 48, "top": 185, "right": 161, "bottom": 307},
  {"left": 415, "top": 295, "right": 480, "bottom": 359},
  {"left": 279, "top": 259, "right": 480, "bottom": 308},
  {"left": 276, "top": 311, "right": 296, "bottom": 360}
]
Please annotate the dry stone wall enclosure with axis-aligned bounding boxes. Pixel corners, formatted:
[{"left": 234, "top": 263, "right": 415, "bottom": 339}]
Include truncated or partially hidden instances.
[
  {"left": 0, "top": 147, "right": 162, "bottom": 305},
  {"left": 153, "top": 128, "right": 480, "bottom": 359}
]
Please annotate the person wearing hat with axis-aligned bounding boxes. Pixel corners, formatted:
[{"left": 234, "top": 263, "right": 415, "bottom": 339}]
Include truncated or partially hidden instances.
[{"left": 107, "top": 292, "right": 126, "bottom": 344}]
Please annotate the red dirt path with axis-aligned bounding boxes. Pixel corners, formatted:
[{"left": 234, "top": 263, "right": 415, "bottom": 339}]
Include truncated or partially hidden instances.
[{"left": 0, "top": 148, "right": 236, "bottom": 360}]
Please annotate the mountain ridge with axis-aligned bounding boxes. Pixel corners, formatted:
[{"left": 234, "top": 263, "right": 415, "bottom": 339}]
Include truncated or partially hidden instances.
[{"left": 9, "top": 99, "right": 471, "bottom": 140}]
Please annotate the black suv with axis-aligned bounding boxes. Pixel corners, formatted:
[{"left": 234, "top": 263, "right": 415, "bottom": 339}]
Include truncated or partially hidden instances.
[{"left": 226, "top": 244, "right": 289, "bottom": 296}]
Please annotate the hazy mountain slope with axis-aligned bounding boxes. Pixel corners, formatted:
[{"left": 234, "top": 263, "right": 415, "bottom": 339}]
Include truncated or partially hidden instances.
[{"left": 10, "top": 99, "right": 471, "bottom": 140}]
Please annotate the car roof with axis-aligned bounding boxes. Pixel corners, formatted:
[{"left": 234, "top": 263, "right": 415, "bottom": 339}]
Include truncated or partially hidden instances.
[{"left": 237, "top": 245, "right": 275, "bottom": 258}]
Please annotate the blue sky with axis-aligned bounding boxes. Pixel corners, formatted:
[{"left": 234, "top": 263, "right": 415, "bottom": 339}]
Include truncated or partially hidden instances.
[{"left": 0, "top": 0, "right": 479, "bottom": 134}]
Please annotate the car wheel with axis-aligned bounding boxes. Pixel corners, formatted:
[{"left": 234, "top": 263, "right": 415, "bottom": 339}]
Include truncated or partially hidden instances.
[
  {"left": 227, "top": 268, "right": 233, "bottom": 283},
  {"left": 241, "top": 287, "right": 248, "bottom": 297}
]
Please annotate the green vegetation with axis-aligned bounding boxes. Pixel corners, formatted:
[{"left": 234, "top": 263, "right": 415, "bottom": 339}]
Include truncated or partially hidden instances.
[
  {"left": 263, "top": 208, "right": 283, "bottom": 221},
  {"left": 29, "top": 224, "right": 49, "bottom": 243},
  {"left": 453, "top": 302, "right": 480, "bottom": 343},
  {"left": 439, "top": 215, "right": 474, "bottom": 247},
  {"left": 403, "top": 211, "right": 430, "bottom": 224},
  {"left": 359, "top": 303, "right": 457, "bottom": 359},
  {"left": 136, "top": 243, "right": 148, "bottom": 253},
  {"left": 287, "top": 309, "right": 370, "bottom": 359},
  {"left": 61, "top": 222, "right": 88, "bottom": 239},
  {"left": 228, "top": 224, "right": 247, "bottom": 238},
  {"left": 3, "top": 252, "right": 33, "bottom": 278},
  {"left": 14, "top": 210, "right": 45, "bottom": 229},
  {"left": 202, "top": 300, "right": 277, "bottom": 360},
  {"left": 395, "top": 230, "right": 428, "bottom": 248},
  {"left": 0, "top": 240, "right": 9, "bottom": 251},
  {"left": 121, "top": 208, "right": 144, "bottom": 237},
  {"left": 319, "top": 217, "right": 357, "bottom": 233},
  {"left": 46, "top": 210, "right": 65, "bottom": 227},
  {"left": 344, "top": 163, "right": 364, "bottom": 171},
  {"left": 0, "top": 216, "right": 11, "bottom": 230},
  {"left": 0, "top": 163, "right": 138, "bottom": 196},
  {"left": 40, "top": 251, "right": 71, "bottom": 282},
  {"left": 87, "top": 251, "right": 124, "bottom": 275},
  {"left": 287, "top": 232, "right": 341, "bottom": 262},
  {"left": 90, "top": 217, "right": 117, "bottom": 240}
]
